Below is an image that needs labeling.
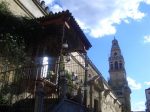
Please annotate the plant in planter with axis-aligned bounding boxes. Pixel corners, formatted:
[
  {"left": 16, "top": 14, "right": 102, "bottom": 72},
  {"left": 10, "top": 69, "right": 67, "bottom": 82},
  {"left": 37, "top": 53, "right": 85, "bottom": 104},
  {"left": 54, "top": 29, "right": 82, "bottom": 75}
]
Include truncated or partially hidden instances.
[{"left": 65, "top": 71, "right": 79, "bottom": 97}]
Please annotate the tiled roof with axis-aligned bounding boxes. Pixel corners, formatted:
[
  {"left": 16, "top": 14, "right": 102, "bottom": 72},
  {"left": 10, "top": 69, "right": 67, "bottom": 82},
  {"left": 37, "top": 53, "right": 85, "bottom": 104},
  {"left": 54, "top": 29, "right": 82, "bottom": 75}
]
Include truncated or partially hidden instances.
[
  {"left": 33, "top": 0, "right": 51, "bottom": 14},
  {"left": 36, "top": 10, "right": 92, "bottom": 50}
]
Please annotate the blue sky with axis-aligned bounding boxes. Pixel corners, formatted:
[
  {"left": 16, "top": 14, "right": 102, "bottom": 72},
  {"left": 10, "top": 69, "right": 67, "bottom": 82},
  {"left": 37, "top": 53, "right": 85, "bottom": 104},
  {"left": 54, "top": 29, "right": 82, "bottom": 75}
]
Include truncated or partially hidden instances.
[{"left": 45, "top": 0, "right": 150, "bottom": 111}]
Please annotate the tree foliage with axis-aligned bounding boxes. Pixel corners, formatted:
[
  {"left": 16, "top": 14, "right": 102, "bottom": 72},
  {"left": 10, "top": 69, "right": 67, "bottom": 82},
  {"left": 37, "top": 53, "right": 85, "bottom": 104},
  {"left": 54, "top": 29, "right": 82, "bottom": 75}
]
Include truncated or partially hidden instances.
[
  {"left": 0, "top": 33, "right": 26, "bottom": 65},
  {"left": 0, "top": 2, "right": 29, "bottom": 66}
]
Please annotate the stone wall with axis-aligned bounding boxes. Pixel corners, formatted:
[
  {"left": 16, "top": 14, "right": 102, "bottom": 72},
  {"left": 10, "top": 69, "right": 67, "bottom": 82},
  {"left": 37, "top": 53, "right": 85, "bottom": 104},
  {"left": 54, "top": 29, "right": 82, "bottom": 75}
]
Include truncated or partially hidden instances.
[
  {"left": 67, "top": 52, "right": 122, "bottom": 112},
  {"left": 0, "top": 0, "right": 48, "bottom": 18},
  {"left": 101, "top": 91, "right": 122, "bottom": 112}
]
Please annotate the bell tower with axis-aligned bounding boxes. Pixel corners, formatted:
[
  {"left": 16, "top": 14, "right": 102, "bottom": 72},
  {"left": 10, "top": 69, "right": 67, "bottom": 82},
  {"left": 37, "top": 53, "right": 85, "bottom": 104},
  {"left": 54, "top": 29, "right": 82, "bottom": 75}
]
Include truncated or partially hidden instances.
[{"left": 108, "top": 38, "right": 131, "bottom": 112}]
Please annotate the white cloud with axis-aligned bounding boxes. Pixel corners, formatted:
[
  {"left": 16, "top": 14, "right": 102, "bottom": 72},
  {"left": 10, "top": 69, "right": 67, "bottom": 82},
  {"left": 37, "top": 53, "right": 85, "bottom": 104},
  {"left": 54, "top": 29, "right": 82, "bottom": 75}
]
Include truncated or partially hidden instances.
[
  {"left": 127, "top": 77, "right": 142, "bottom": 90},
  {"left": 46, "top": 0, "right": 150, "bottom": 38},
  {"left": 50, "top": 4, "right": 63, "bottom": 12},
  {"left": 132, "top": 101, "right": 145, "bottom": 111},
  {"left": 144, "top": 0, "right": 150, "bottom": 4},
  {"left": 144, "top": 35, "right": 150, "bottom": 43},
  {"left": 144, "top": 81, "right": 150, "bottom": 86},
  {"left": 43, "top": 0, "right": 54, "bottom": 5}
]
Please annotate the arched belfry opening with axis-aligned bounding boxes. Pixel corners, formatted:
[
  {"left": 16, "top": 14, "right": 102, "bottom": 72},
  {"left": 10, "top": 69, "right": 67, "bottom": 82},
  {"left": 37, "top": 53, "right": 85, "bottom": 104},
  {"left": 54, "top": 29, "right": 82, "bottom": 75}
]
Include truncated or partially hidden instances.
[
  {"left": 119, "top": 61, "right": 123, "bottom": 69},
  {"left": 114, "top": 61, "right": 118, "bottom": 70}
]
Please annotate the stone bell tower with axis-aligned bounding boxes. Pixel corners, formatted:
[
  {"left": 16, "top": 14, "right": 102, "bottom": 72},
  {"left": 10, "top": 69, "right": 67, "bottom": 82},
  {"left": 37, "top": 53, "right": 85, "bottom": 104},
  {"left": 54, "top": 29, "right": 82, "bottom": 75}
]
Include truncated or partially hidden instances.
[{"left": 108, "top": 38, "right": 131, "bottom": 112}]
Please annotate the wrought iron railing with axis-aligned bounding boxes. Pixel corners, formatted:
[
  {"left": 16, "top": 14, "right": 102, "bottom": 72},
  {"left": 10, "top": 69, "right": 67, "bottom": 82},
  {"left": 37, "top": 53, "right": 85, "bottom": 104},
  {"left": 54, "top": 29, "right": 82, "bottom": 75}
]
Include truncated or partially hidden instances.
[
  {"left": 0, "top": 64, "right": 59, "bottom": 112},
  {"left": 0, "top": 54, "right": 88, "bottom": 112},
  {"left": 0, "top": 65, "right": 86, "bottom": 111}
]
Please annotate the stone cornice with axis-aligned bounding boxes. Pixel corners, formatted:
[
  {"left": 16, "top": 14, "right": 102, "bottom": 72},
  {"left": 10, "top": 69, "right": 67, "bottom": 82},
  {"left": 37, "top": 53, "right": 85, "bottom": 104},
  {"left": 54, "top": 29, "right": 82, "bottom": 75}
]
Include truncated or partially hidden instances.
[
  {"left": 14, "top": 0, "right": 49, "bottom": 18},
  {"left": 32, "top": 0, "right": 49, "bottom": 15},
  {"left": 14, "top": 0, "right": 34, "bottom": 18}
]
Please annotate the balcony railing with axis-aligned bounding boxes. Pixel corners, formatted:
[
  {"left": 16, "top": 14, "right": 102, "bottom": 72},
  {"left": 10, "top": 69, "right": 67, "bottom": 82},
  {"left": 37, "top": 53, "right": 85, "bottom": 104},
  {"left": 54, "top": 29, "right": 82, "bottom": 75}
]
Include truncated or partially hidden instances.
[
  {"left": 0, "top": 64, "right": 59, "bottom": 112},
  {"left": 0, "top": 62, "right": 87, "bottom": 112}
]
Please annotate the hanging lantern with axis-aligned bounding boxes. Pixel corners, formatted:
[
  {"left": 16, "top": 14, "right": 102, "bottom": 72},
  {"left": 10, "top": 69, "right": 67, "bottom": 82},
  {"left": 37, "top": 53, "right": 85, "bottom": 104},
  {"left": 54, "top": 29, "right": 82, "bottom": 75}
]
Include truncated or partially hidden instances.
[{"left": 62, "top": 42, "right": 68, "bottom": 49}]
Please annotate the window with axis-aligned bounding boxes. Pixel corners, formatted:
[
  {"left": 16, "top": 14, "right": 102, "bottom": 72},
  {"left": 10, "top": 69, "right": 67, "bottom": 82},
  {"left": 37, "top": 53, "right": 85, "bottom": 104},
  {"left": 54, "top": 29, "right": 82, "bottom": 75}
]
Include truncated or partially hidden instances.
[
  {"left": 114, "top": 52, "right": 117, "bottom": 56},
  {"left": 42, "top": 57, "right": 48, "bottom": 78},
  {"left": 115, "top": 61, "right": 118, "bottom": 70},
  {"left": 117, "top": 91, "right": 122, "bottom": 95},
  {"left": 94, "top": 99, "right": 98, "bottom": 112},
  {"left": 113, "top": 42, "right": 117, "bottom": 46},
  {"left": 110, "top": 64, "right": 113, "bottom": 70},
  {"left": 119, "top": 63, "right": 122, "bottom": 69}
]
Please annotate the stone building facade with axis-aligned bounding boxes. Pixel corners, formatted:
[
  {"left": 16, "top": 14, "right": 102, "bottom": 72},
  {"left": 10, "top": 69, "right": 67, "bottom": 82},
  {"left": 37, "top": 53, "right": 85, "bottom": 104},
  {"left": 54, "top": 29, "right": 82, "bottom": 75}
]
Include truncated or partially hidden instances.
[
  {"left": 0, "top": 0, "right": 123, "bottom": 112},
  {"left": 145, "top": 88, "right": 150, "bottom": 112},
  {"left": 65, "top": 52, "right": 122, "bottom": 112},
  {"left": 108, "top": 38, "right": 131, "bottom": 112}
]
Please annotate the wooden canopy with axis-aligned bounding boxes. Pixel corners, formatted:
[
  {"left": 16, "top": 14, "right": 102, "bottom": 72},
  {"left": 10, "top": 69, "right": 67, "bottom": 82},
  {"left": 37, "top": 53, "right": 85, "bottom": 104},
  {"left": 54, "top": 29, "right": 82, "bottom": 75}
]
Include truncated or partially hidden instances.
[{"left": 30, "top": 10, "right": 92, "bottom": 57}]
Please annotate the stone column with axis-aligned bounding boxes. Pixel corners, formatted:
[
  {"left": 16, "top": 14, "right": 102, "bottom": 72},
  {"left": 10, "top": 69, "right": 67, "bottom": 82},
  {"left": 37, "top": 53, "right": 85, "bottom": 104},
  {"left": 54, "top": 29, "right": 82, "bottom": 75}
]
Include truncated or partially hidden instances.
[
  {"left": 59, "top": 71, "right": 67, "bottom": 99},
  {"left": 83, "top": 53, "right": 88, "bottom": 106},
  {"left": 34, "top": 82, "right": 44, "bottom": 112}
]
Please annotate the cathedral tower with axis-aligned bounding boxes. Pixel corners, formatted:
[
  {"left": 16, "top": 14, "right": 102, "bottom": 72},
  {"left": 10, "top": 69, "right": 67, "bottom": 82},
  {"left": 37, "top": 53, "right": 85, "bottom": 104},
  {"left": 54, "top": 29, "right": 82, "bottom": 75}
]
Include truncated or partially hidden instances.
[{"left": 108, "top": 38, "right": 131, "bottom": 112}]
